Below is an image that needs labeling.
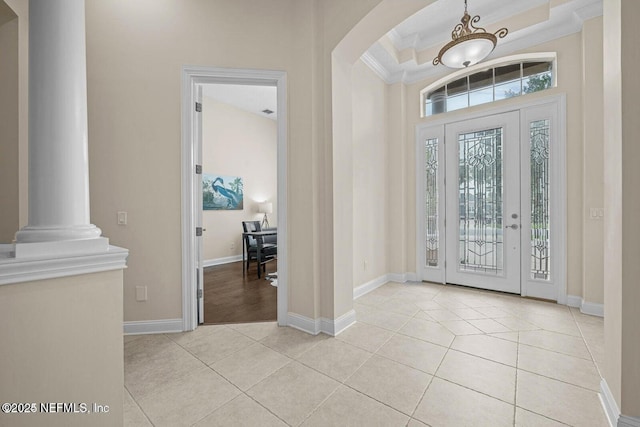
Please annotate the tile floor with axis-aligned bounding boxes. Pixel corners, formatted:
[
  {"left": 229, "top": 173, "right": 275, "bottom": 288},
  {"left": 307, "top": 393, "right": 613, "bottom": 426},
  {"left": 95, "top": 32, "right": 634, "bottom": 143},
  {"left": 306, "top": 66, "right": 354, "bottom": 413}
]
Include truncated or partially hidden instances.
[{"left": 124, "top": 281, "right": 609, "bottom": 427}]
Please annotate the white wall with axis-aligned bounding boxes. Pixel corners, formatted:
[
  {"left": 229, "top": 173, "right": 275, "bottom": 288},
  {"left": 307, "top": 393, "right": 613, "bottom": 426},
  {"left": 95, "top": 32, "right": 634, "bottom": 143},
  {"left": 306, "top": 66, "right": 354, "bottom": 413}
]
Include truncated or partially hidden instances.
[
  {"left": 352, "top": 59, "right": 388, "bottom": 287},
  {"left": 202, "top": 97, "right": 277, "bottom": 262}
]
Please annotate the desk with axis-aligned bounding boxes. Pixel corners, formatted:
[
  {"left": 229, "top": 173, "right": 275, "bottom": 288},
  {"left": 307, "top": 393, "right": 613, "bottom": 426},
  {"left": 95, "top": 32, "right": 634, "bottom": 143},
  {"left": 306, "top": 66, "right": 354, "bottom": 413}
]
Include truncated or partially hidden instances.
[{"left": 242, "top": 229, "right": 277, "bottom": 278}]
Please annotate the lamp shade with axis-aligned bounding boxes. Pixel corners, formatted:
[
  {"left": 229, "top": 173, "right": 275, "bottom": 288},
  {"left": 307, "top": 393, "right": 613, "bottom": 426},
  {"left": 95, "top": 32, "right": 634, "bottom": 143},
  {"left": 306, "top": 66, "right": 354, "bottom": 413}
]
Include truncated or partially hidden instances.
[{"left": 258, "top": 202, "right": 273, "bottom": 214}]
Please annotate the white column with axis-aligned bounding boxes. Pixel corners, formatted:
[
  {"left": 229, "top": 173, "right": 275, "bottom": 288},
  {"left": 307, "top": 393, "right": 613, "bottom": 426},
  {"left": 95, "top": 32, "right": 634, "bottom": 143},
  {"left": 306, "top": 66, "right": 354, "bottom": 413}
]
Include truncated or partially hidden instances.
[{"left": 14, "top": 0, "right": 107, "bottom": 255}]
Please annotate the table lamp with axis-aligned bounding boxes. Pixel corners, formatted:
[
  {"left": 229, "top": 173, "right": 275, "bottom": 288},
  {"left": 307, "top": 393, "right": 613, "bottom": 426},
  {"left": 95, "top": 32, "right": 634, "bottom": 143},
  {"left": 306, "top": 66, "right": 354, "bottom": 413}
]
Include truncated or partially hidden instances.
[{"left": 259, "top": 202, "right": 272, "bottom": 228}]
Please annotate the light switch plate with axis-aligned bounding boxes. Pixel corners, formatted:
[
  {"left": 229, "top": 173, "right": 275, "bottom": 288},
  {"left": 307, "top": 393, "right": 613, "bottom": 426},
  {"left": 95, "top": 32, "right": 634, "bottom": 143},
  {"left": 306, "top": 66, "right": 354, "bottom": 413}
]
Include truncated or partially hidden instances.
[
  {"left": 117, "top": 211, "right": 127, "bottom": 225},
  {"left": 135, "top": 286, "right": 147, "bottom": 302}
]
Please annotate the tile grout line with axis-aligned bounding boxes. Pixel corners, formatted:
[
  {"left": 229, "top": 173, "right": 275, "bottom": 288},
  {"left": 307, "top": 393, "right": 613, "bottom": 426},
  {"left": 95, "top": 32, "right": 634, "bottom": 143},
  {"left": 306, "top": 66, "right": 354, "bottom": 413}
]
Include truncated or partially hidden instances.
[
  {"left": 242, "top": 391, "right": 295, "bottom": 427},
  {"left": 569, "top": 306, "right": 605, "bottom": 377},
  {"left": 407, "top": 324, "right": 457, "bottom": 423},
  {"left": 124, "top": 282, "right": 608, "bottom": 426},
  {"left": 124, "top": 384, "right": 156, "bottom": 427}
]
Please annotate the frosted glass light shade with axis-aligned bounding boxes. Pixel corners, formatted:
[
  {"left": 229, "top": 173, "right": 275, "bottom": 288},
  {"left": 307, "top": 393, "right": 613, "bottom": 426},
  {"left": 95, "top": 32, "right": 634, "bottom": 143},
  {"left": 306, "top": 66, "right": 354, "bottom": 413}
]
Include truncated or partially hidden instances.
[
  {"left": 259, "top": 202, "right": 273, "bottom": 214},
  {"left": 432, "top": 2, "right": 508, "bottom": 70},
  {"left": 440, "top": 36, "right": 495, "bottom": 68}
]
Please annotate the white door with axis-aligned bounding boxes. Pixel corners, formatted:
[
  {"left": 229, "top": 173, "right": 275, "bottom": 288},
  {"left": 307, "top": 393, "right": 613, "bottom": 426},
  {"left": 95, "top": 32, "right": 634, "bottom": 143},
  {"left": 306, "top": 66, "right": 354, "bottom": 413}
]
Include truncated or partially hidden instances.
[
  {"left": 445, "top": 111, "right": 521, "bottom": 293},
  {"left": 417, "top": 98, "right": 565, "bottom": 300}
]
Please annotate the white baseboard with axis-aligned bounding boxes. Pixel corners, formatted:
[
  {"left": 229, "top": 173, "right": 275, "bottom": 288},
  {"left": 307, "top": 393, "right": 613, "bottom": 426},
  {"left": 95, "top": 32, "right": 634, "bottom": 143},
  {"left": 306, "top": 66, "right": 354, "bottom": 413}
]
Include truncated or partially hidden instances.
[
  {"left": 123, "top": 318, "right": 183, "bottom": 335},
  {"left": 203, "top": 255, "right": 243, "bottom": 267},
  {"left": 600, "top": 379, "right": 640, "bottom": 427},
  {"left": 354, "top": 275, "right": 389, "bottom": 299},
  {"left": 601, "top": 379, "right": 620, "bottom": 427},
  {"left": 321, "top": 309, "right": 356, "bottom": 336},
  {"left": 388, "top": 272, "right": 418, "bottom": 283},
  {"left": 567, "top": 295, "right": 604, "bottom": 318},
  {"left": 287, "top": 310, "right": 357, "bottom": 337},
  {"left": 581, "top": 300, "right": 604, "bottom": 317},
  {"left": 567, "top": 295, "right": 582, "bottom": 308},
  {"left": 353, "top": 272, "right": 418, "bottom": 300},
  {"left": 287, "top": 312, "right": 321, "bottom": 335},
  {"left": 619, "top": 415, "right": 640, "bottom": 427}
]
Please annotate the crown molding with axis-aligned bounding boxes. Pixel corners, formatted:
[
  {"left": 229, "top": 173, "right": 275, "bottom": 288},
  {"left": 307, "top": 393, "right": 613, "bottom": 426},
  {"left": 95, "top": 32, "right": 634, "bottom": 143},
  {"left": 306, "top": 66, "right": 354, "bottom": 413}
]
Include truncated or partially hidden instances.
[
  {"left": 360, "top": 51, "right": 393, "bottom": 84},
  {"left": 362, "top": 0, "right": 603, "bottom": 85}
]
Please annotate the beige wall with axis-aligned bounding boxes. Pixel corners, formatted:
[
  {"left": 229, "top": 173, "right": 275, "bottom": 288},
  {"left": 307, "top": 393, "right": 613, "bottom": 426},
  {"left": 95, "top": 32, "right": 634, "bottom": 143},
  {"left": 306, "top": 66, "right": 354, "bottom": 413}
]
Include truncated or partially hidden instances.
[
  {"left": 13, "top": 0, "right": 606, "bottom": 326},
  {"left": 0, "top": 3, "right": 19, "bottom": 243},
  {"left": 581, "top": 17, "right": 604, "bottom": 305},
  {"left": 85, "top": 0, "right": 306, "bottom": 322},
  {"left": 351, "top": 59, "right": 388, "bottom": 287},
  {"left": 83, "top": 0, "right": 430, "bottom": 324},
  {"left": 603, "top": 0, "right": 640, "bottom": 417},
  {"left": 202, "top": 97, "right": 277, "bottom": 262},
  {"left": 0, "top": 271, "right": 124, "bottom": 427},
  {"left": 387, "top": 82, "right": 409, "bottom": 275},
  {"left": 328, "top": 0, "right": 431, "bottom": 319}
]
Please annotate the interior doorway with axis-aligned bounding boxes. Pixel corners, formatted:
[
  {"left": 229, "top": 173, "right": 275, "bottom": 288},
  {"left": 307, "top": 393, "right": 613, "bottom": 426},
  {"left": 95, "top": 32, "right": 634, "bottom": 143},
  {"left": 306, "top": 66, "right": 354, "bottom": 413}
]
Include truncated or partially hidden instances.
[
  {"left": 416, "top": 95, "right": 566, "bottom": 302},
  {"left": 181, "top": 67, "right": 288, "bottom": 332},
  {"left": 199, "top": 83, "right": 278, "bottom": 324}
]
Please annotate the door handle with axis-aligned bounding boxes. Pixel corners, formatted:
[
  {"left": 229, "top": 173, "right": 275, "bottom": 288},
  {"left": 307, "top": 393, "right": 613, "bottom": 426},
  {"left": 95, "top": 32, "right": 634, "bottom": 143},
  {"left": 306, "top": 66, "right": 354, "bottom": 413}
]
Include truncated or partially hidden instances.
[{"left": 505, "top": 224, "right": 519, "bottom": 230}]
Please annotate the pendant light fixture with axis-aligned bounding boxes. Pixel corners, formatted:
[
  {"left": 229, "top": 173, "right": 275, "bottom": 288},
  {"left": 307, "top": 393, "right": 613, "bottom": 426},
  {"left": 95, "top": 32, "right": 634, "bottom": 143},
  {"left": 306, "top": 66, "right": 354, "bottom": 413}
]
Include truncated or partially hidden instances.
[{"left": 433, "top": 0, "right": 508, "bottom": 68}]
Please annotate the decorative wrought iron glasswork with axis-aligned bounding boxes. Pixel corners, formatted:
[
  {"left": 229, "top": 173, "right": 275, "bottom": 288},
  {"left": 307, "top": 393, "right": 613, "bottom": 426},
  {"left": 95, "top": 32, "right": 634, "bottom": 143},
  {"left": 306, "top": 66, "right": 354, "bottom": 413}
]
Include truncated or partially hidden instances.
[
  {"left": 457, "top": 128, "right": 503, "bottom": 274},
  {"left": 425, "top": 138, "right": 439, "bottom": 266},
  {"left": 530, "top": 119, "right": 551, "bottom": 280}
]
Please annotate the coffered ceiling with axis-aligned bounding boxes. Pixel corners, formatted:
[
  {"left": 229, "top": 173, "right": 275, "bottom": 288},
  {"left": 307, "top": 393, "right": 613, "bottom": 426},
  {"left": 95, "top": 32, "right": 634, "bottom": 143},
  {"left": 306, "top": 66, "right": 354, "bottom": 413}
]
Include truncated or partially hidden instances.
[{"left": 362, "top": 0, "right": 602, "bottom": 84}]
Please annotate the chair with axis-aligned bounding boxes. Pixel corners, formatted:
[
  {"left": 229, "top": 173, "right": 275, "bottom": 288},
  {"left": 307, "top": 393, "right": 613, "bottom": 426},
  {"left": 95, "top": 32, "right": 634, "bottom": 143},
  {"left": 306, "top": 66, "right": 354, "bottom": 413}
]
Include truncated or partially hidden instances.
[{"left": 242, "top": 221, "right": 277, "bottom": 277}]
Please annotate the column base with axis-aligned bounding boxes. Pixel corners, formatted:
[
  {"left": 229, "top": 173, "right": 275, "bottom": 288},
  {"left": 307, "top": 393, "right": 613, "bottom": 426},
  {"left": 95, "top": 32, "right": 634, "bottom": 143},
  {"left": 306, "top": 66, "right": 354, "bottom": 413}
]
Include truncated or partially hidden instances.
[
  {"left": 15, "top": 224, "right": 103, "bottom": 243},
  {"left": 14, "top": 236, "right": 110, "bottom": 259}
]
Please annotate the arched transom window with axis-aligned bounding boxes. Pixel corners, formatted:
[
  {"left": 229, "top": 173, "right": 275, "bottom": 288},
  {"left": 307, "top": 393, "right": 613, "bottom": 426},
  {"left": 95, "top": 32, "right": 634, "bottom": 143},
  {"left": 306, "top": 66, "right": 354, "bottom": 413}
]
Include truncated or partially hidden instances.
[{"left": 421, "top": 54, "right": 556, "bottom": 117}]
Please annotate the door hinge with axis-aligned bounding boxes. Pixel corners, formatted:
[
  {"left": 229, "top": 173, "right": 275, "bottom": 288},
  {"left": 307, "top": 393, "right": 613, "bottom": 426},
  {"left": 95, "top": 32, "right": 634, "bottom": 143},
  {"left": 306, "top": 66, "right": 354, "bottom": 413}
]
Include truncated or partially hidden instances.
[
  {"left": 196, "top": 227, "right": 203, "bottom": 236},
  {"left": 195, "top": 102, "right": 202, "bottom": 112},
  {"left": 197, "top": 288, "right": 203, "bottom": 299},
  {"left": 195, "top": 164, "right": 202, "bottom": 174}
]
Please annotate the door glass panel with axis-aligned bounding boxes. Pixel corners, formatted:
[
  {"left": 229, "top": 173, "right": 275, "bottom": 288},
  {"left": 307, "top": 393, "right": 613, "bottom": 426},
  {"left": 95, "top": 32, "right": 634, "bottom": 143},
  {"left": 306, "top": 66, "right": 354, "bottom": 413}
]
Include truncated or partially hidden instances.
[
  {"left": 425, "top": 138, "right": 439, "bottom": 267},
  {"left": 458, "top": 128, "right": 504, "bottom": 274},
  {"left": 530, "top": 119, "right": 551, "bottom": 280}
]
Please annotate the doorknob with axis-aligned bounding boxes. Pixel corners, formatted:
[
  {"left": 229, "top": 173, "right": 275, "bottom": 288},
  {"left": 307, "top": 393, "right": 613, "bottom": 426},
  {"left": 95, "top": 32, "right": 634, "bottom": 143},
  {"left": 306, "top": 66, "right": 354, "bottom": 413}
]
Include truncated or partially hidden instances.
[{"left": 505, "top": 224, "right": 519, "bottom": 230}]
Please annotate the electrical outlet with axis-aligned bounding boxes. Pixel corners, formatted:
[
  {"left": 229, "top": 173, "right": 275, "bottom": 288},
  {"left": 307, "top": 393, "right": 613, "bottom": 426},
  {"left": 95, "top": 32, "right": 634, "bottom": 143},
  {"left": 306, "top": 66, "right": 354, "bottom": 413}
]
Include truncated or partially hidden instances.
[
  {"left": 230, "top": 242, "right": 235, "bottom": 251},
  {"left": 364, "top": 260, "right": 368, "bottom": 271},
  {"left": 135, "top": 286, "right": 147, "bottom": 302},
  {"left": 589, "top": 208, "right": 605, "bottom": 220}
]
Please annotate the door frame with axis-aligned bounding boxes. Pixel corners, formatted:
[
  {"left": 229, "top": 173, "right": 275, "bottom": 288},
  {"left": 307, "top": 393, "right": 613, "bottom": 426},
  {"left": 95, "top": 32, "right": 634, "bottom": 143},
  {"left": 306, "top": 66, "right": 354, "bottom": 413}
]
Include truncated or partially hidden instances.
[
  {"left": 181, "top": 66, "right": 288, "bottom": 331},
  {"left": 416, "top": 93, "right": 567, "bottom": 303}
]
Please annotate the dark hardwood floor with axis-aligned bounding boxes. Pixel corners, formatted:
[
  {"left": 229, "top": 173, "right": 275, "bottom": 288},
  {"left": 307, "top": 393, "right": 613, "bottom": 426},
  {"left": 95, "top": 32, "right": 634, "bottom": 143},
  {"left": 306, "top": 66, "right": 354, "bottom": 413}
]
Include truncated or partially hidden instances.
[{"left": 203, "top": 260, "right": 277, "bottom": 324}]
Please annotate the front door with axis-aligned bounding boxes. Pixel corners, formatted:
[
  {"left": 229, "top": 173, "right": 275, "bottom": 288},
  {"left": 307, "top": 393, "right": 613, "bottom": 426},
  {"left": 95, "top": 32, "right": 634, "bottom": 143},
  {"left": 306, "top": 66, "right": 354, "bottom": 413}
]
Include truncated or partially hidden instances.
[
  {"left": 417, "top": 98, "right": 565, "bottom": 300},
  {"left": 445, "top": 111, "right": 521, "bottom": 293}
]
